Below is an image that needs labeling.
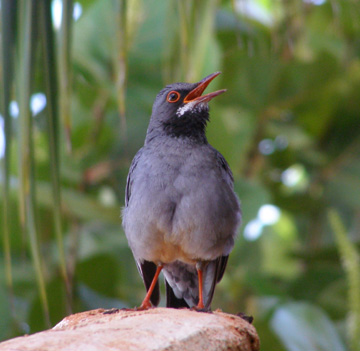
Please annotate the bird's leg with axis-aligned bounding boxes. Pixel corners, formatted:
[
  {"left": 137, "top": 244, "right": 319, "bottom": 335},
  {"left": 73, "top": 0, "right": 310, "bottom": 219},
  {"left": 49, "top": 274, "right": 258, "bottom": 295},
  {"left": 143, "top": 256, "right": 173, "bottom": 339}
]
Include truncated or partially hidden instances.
[
  {"left": 137, "top": 264, "right": 163, "bottom": 310},
  {"left": 195, "top": 262, "right": 205, "bottom": 310}
]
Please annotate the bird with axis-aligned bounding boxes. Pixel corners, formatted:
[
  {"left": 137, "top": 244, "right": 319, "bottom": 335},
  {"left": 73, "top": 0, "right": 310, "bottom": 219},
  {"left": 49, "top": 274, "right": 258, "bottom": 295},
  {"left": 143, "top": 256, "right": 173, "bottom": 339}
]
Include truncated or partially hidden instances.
[{"left": 122, "top": 71, "right": 241, "bottom": 311}]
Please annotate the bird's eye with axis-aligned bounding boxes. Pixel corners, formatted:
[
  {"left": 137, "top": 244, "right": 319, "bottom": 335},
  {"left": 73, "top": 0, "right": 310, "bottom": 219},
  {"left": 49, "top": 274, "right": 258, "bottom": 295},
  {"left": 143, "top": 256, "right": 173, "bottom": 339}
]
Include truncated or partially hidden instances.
[{"left": 167, "top": 91, "right": 181, "bottom": 103}]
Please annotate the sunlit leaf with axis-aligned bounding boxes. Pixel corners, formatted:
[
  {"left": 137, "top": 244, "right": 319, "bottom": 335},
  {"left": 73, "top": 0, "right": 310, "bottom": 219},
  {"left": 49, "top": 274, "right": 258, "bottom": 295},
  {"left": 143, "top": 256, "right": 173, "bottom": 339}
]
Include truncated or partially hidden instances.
[{"left": 271, "top": 302, "right": 346, "bottom": 351}]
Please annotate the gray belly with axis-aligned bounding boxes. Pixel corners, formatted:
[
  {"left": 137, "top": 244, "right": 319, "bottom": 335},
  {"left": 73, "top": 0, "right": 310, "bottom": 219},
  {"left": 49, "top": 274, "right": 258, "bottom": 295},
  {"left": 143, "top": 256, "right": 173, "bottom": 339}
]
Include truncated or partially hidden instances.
[
  {"left": 122, "top": 174, "right": 240, "bottom": 264},
  {"left": 122, "top": 143, "right": 241, "bottom": 264}
]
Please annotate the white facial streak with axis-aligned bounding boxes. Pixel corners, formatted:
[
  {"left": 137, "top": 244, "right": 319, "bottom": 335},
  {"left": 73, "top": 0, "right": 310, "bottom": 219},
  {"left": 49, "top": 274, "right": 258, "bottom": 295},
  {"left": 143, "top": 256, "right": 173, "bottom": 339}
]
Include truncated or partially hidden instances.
[{"left": 176, "top": 102, "right": 207, "bottom": 118}]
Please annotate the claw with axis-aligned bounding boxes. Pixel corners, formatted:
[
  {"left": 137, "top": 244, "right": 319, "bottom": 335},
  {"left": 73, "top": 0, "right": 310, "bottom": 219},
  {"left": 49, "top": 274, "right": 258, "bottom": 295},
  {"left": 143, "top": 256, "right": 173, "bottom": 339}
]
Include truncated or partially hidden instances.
[
  {"left": 190, "top": 306, "right": 211, "bottom": 313},
  {"left": 136, "top": 301, "right": 153, "bottom": 311}
]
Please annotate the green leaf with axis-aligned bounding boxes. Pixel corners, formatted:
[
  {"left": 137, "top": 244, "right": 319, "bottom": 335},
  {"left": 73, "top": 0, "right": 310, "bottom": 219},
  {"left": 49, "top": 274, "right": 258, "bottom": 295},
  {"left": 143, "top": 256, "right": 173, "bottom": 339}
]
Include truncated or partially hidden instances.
[
  {"left": 78, "top": 283, "right": 128, "bottom": 310},
  {"left": 58, "top": 0, "right": 73, "bottom": 152},
  {"left": 0, "top": 285, "right": 12, "bottom": 340},
  {"left": 329, "top": 210, "right": 360, "bottom": 351},
  {"left": 271, "top": 302, "right": 346, "bottom": 351},
  {"left": 36, "top": 181, "right": 120, "bottom": 224},
  {"left": 234, "top": 178, "right": 270, "bottom": 224},
  {"left": 17, "top": 0, "right": 50, "bottom": 326},
  {"left": 76, "top": 255, "right": 121, "bottom": 296},
  {"left": 39, "top": 0, "right": 71, "bottom": 313},
  {"left": 0, "top": 0, "right": 17, "bottom": 308}
]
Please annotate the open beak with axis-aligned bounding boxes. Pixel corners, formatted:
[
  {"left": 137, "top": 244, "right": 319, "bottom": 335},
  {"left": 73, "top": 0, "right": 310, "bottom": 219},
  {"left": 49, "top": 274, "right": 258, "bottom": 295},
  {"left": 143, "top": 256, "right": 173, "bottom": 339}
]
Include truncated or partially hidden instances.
[{"left": 184, "top": 72, "right": 226, "bottom": 104}]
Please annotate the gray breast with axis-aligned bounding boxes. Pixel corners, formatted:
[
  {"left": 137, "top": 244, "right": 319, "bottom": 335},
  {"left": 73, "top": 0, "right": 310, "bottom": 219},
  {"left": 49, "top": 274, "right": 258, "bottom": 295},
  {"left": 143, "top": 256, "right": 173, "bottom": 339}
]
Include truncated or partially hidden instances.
[{"left": 122, "top": 138, "right": 241, "bottom": 263}]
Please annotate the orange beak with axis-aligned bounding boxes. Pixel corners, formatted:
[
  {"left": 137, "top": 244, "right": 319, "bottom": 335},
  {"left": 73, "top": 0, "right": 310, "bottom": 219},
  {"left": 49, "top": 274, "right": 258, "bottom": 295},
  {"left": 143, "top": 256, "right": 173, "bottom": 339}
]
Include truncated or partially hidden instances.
[{"left": 184, "top": 72, "right": 226, "bottom": 104}]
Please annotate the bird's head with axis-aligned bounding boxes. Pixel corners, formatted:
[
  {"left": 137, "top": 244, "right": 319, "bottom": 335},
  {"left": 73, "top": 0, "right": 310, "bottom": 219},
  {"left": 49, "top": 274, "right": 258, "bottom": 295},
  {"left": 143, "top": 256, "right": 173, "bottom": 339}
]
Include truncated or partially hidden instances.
[{"left": 147, "top": 72, "right": 226, "bottom": 142}]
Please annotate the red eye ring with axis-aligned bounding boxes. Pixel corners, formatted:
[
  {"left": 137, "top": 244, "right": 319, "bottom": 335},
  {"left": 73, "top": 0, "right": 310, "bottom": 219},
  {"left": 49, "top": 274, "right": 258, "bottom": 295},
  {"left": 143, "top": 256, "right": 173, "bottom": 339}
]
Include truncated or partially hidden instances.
[{"left": 167, "top": 91, "right": 181, "bottom": 103}]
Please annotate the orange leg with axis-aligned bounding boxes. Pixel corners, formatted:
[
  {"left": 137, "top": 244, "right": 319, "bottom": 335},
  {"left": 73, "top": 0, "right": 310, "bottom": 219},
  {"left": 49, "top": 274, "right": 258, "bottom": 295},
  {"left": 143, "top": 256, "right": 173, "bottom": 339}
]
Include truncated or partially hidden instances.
[
  {"left": 138, "top": 265, "right": 163, "bottom": 310},
  {"left": 196, "top": 267, "right": 205, "bottom": 310}
]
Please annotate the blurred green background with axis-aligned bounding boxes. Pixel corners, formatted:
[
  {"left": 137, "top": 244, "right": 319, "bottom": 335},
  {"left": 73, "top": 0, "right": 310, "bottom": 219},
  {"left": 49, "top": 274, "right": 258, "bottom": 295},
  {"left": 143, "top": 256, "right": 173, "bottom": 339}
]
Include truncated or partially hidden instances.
[{"left": 1, "top": 0, "right": 360, "bottom": 350}]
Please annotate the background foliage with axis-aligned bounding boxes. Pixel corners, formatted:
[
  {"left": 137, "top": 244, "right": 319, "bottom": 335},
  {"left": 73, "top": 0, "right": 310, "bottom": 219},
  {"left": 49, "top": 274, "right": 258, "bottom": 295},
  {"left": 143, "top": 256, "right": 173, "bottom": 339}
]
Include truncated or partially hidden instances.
[{"left": 1, "top": 0, "right": 360, "bottom": 350}]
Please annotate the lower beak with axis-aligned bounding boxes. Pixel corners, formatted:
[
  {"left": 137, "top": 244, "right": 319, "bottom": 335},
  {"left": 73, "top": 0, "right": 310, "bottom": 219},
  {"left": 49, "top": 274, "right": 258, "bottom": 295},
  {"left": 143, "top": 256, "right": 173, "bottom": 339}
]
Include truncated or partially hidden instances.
[{"left": 184, "top": 72, "right": 226, "bottom": 104}]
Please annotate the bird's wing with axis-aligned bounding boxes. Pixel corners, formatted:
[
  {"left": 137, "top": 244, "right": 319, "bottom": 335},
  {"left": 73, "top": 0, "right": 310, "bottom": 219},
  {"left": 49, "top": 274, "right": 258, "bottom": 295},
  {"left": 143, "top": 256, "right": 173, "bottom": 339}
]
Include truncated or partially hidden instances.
[
  {"left": 210, "top": 146, "right": 234, "bottom": 186},
  {"left": 203, "top": 255, "right": 229, "bottom": 310},
  {"left": 201, "top": 151, "right": 235, "bottom": 309},
  {"left": 125, "top": 148, "right": 144, "bottom": 207},
  {"left": 136, "top": 260, "right": 160, "bottom": 306},
  {"left": 217, "top": 254, "right": 229, "bottom": 283},
  {"left": 163, "top": 256, "right": 229, "bottom": 310},
  {"left": 125, "top": 148, "right": 160, "bottom": 306}
]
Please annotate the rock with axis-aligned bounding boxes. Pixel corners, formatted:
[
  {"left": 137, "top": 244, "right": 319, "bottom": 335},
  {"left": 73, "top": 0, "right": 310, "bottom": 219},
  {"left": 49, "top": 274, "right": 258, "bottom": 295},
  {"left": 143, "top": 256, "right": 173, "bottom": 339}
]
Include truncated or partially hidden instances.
[{"left": 0, "top": 308, "right": 260, "bottom": 351}]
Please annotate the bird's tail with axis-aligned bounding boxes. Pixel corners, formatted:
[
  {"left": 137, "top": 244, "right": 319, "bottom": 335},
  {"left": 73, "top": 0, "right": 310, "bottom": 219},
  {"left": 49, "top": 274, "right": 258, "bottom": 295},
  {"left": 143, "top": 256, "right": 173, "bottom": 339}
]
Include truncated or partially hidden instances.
[{"left": 163, "top": 257, "right": 228, "bottom": 310}]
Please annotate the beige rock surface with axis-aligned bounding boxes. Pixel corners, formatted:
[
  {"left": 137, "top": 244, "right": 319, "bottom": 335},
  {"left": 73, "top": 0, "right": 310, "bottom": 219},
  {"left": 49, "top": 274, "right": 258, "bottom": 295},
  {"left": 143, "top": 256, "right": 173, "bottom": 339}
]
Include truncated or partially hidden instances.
[{"left": 0, "top": 308, "right": 260, "bottom": 351}]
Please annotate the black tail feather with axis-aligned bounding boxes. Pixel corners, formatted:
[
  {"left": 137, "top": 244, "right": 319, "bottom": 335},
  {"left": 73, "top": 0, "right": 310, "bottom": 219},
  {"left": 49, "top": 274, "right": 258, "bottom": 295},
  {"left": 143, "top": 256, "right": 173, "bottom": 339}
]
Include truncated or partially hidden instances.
[
  {"left": 139, "top": 260, "right": 160, "bottom": 306},
  {"left": 165, "top": 280, "right": 189, "bottom": 308}
]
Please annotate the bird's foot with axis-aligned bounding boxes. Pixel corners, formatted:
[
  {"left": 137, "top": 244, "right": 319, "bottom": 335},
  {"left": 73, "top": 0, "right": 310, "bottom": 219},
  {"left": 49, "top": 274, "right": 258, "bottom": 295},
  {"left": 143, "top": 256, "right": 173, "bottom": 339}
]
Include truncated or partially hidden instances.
[
  {"left": 237, "top": 312, "right": 254, "bottom": 324},
  {"left": 135, "top": 300, "right": 154, "bottom": 311},
  {"left": 190, "top": 305, "right": 211, "bottom": 313}
]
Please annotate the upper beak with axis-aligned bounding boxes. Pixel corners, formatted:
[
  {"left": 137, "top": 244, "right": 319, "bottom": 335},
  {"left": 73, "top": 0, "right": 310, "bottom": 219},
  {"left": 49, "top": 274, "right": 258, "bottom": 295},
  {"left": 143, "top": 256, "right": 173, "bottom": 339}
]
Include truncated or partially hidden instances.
[{"left": 184, "top": 72, "right": 226, "bottom": 104}]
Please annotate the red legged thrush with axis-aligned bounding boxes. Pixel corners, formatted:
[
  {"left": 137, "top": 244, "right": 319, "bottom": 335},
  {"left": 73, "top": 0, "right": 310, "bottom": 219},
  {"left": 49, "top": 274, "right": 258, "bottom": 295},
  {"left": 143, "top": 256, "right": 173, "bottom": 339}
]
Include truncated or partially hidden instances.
[{"left": 122, "top": 72, "right": 241, "bottom": 310}]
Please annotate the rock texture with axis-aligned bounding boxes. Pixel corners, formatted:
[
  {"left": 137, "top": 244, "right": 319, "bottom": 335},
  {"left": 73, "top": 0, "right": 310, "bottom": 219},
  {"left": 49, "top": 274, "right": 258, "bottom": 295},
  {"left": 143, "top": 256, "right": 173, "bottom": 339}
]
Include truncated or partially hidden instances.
[{"left": 0, "top": 308, "right": 260, "bottom": 351}]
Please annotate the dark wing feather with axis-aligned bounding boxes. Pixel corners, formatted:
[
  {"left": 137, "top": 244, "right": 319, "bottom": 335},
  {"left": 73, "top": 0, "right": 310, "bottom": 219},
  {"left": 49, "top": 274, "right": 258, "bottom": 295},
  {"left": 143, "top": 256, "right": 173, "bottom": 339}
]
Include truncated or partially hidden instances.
[
  {"left": 126, "top": 149, "right": 160, "bottom": 306},
  {"left": 137, "top": 260, "right": 160, "bottom": 306},
  {"left": 217, "top": 255, "right": 229, "bottom": 283},
  {"left": 125, "top": 148, "right": 144, "bottom": 207},
  {"left": 204, "top": 255, "right": 229, "bottom": 310},
  {"left": 202, "top": 149, "right": 235, "bottom": 308},
  {"left": 165, "top": 280, "right": 189, "bottom": 308},
  {"left": 210, "top": 146, "right": 234, "bottom": 185}
]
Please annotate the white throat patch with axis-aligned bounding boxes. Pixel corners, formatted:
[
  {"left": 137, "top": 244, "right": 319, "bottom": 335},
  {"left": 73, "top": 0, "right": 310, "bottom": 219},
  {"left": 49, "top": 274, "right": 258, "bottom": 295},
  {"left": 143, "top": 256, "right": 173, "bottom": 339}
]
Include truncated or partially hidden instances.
[{"left": 176, "top": 102, "right": 207, "bottom": 118}]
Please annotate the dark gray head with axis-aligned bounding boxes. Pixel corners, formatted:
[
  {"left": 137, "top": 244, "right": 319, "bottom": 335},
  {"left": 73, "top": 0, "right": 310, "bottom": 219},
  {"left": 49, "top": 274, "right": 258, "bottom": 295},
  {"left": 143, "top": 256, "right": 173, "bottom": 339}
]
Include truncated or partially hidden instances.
[{"left": 146, "top": 72, "right": 226, "bottom": 143}]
